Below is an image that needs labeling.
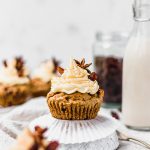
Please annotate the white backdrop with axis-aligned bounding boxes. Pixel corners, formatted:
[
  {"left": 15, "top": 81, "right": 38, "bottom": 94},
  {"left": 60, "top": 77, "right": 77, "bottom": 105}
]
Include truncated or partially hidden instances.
[{"left": 0, "top": 0, "right": 133, "bottom": 68}]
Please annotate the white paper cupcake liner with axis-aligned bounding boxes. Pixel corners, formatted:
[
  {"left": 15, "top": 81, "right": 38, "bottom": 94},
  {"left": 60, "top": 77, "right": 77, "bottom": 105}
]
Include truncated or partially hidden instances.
[{"left": 29, "top": 113, "right": 118, "bottom": 145}]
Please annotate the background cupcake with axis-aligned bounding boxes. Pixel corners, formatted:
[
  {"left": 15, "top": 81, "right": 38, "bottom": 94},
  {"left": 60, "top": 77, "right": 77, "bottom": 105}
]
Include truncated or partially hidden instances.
[
  {"left": 47, "top": 59, "right": 104, "bottom": 120},
  {"left": 0, "top": 57, "right": 30, "bottom": 107},
  {"left": 31, "top": 58, "right": 59, "bottom": 97}
]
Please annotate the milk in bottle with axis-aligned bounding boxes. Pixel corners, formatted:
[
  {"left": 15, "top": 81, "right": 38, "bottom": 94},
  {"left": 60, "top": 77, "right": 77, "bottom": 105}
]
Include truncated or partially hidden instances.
[{"left": 123, "top": 0, "right": 150, "bottom": 130}]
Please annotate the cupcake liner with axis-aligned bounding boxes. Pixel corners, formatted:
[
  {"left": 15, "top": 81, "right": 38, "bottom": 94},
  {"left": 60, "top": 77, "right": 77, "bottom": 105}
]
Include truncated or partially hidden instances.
[
  {"left": 47, "top": 90, "right": 104, "bottom": 120},
  {"left": 29, "top": 114, "right": 118, "bottom": 144},
  {"left": 48, "top": 100, "right": 101, "bottom": 120}
]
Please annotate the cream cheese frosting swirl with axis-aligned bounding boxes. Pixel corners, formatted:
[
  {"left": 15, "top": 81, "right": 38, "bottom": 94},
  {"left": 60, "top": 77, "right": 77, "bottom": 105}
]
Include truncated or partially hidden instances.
[
  {"left": 0, "top": 59, "right": 29, "bottom": 85},
  {"left": 51, "top": 59, "right": 99, "bottom": 94},
  {"left": 32, "top": 60, "right": 55, "bottom": 82}
]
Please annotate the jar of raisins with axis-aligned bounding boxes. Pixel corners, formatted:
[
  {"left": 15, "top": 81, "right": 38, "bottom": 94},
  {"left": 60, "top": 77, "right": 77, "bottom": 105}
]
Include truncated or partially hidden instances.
[{"left": 93, "top": 32, "right": 128, "bottom": 108}]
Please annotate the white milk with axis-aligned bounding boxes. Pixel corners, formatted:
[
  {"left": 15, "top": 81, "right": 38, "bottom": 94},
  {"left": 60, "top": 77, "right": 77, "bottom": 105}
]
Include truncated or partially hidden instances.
[{"left": 123, "top": 37, "right": 150, "bottom": 128}]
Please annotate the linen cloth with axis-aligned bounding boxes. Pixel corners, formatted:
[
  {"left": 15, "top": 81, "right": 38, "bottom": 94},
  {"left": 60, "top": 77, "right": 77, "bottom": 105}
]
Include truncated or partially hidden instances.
[{"left": 0, "top": 97, "right": 149, "bottom": 150}]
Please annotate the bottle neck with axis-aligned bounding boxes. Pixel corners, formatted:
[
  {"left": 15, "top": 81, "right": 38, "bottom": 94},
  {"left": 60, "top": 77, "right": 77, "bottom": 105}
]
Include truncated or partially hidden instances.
[
  {"left": 132, "top": 19, "right": 150, "bottom": 38},
  {"left": 133, "top": 0, "right": 150, "bottom": 22}
]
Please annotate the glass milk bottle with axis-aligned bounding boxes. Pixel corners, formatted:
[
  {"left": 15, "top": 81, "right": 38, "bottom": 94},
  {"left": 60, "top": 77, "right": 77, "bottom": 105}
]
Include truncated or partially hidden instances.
[{"left": 123, "top": 0, "right": 150, "bottom": 130}]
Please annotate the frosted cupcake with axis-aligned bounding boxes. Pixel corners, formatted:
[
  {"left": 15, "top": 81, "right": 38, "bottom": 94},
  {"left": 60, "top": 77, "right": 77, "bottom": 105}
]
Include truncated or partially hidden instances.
[
  {"left": 0, "top": 57, "right": 30, "bottom": 107},
  {"left": 10, "top": 126, "right": 59, "bottom": 150},
  {"left": 47, "top": 59, "right": 104, "bottom": 120},
  {"left": 31, "top": 58, "right": 59, "bottom": 97}
]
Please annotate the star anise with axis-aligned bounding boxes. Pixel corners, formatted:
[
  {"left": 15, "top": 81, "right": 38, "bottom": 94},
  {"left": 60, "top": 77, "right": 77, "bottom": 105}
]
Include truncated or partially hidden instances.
[
  {"left": 30, "top": 126, "right": 59, "bottom": 150},
  {"left": 15, "top": 57, "right": 25, "bottom": 77},
  {"left": 74, "top": 58, "right": 98, "bottom": 81},
  {"left": 30, "top": 126, "right": 47, "bottom": 150},
  {"left": 34, "top": 126, "right": 48, "bottom": 139},
  {"left": 3, "top": 60, "right": 7, "bottom": 67},
  {"left": 52, "top": 58, "right": 60, "bottom": 73},
  {"left": 74, "top": 58, "right": 92, "bottom": 71}
]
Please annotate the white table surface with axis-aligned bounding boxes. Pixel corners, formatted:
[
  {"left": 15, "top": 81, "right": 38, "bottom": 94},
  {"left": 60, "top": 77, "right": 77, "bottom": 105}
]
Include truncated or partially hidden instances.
[{"left": 0, "top": 97, "right": 149, "bottom": 150}]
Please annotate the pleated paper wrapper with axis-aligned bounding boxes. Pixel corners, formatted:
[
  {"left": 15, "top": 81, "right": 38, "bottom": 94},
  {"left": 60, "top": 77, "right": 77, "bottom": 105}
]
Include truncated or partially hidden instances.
[{"left": 29, "top": 113, "right": 118, "bottom": 145}]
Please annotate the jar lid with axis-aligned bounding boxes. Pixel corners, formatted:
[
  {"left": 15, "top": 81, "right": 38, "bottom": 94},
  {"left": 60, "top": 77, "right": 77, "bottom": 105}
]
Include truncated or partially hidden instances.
[{"left": 96, "top": 32, "right": 128, "bottom": 42}]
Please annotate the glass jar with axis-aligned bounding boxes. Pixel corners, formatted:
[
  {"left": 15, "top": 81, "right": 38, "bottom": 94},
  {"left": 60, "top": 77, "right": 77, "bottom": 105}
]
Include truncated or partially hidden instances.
[{"left": 93, "top": 32, "right": 128, "bottom": 108}]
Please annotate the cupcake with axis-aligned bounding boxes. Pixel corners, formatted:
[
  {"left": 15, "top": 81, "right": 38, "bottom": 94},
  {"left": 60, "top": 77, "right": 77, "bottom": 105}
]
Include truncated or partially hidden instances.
[
  {"left": 0, "top": 57, "right": 30, "bottom": 107},
  {"left": 47, "top": 59, "right": 104, "bottom": 120},
  {"left": 10, "top": 126, "right": 59, "bottom": 150},
  {"left": 31, "top": 58, "right": 59, "bottom": 97}
]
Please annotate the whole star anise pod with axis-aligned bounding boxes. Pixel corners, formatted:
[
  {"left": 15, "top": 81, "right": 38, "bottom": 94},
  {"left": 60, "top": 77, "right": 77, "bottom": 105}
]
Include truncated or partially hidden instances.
[
  {"left": 34, "top": 126, "right": 48, "bottom": 139},
  {"left": 74, "top": 58, "right": 98, "bottom": 81},
  {"left": 30, "top": 126, "right": 59, "bottom": 150},
  {"left": 15, "top": 57, "right": 25, "bottom": 77},
  {"left": 30, "top": 126, "right": 47, "bottom": 150},
  {"left": 74, "top": 58, "right": 92, "bottom": 71}
]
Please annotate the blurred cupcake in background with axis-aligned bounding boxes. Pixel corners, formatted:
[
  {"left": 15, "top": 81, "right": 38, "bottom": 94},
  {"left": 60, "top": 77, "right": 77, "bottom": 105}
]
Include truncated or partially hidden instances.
[
  {"left": 31, "top": 58, "right": 60, "bottom": 97},
  {"left": 0, "top": 57, "right": 30, "bottom": 107},
  {"left": 10, "top": 126, "right": 59, "bottom": 150}
]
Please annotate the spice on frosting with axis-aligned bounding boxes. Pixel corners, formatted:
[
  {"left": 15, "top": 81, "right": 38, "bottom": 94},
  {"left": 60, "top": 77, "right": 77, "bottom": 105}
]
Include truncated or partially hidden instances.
[
  {"left": 74, "top": 59, "right": 97, "bottom": 81},
  {"left": 52, "top": 57, "right": 60, "bottom": 73},
  {"left": 15, "top": 57, "right": 25, "bottom": 77},
  {"left": 57, "top": 66, "right": 64, "bottom": 75},
  {"left": 3, "top": 57, "right": 27, "bottom": 77},
  {"left": 51, "top": 59, "right": 99, "bottom": 94},
  {"left": 74, "top": 58, "right": 92, "bottom": 71},
  {"left": 0, "top": 57, "right": 29, "bottom": 85}
]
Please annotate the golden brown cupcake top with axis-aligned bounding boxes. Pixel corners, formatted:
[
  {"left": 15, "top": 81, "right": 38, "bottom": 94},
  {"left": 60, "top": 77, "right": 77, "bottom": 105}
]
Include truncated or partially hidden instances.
[
  {"left": 10, "top": 126, "right": 59, "bottom": 150},
  {"left": 50, "top": 59, "right": 99, "bottom": 95},
  {"left": 0, "top": 57, "right": 29, "bottom": 85}
]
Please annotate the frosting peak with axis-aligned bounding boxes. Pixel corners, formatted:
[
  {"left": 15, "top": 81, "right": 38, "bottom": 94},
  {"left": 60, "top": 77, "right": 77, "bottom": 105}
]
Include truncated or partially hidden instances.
[
  {"left": 51, "top": 59, "right": 99, "bottom": 94},
  {"left": 32, "top": 60, "right": 55, "bottom": 82},
  {"left": 0, "top": 58, "right": 29, "bottom": 85},
  {"left": 62, "top": 59, "right": 88, "bottom": 78}
]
